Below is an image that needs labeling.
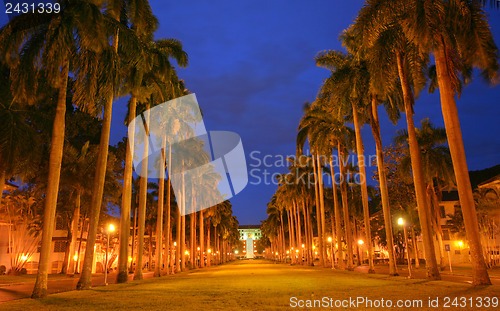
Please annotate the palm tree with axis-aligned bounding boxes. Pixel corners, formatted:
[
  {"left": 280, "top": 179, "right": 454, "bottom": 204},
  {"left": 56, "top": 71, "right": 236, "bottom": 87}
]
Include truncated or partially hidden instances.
[
  {"left": 0, "top": 1, "right": 108, "bottom": 297},
  {"left": 353, "top": 0, "right": 441, "bottom": 280},
  {"left": 332, "top": 26, "right": 404, "bottom": 275},
  {"left": 401, "top": 0, "right": 498, "bottom": 285},
  {"left": 315, "top": 50, "right": 375, "bottom": 273},
  {"left": 77, "top": 0, "right": 159, "bottom": 289}
]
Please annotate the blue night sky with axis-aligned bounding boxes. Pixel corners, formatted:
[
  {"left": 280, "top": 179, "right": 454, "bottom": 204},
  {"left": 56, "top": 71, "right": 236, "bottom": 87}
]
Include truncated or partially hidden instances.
[{"left": 1, "top": 1, "right": 499, "bottom": 225}]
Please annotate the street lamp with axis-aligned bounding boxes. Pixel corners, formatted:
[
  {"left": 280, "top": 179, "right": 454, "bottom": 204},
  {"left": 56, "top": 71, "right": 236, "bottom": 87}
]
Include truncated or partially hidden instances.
[
  {"left": 398, "top": 218, "right": 412, "bottom": 279},
  {"left": 327, "top": 237, "right": 334, "bottom": 269},
  {"left": 104, "top": 224, "right": 115, "bottom": 285}
]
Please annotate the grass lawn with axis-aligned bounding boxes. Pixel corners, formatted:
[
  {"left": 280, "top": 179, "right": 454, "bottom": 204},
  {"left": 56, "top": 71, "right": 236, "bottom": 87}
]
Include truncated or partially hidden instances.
[{"left": 1, "top": 260, "right": 499, "bottom": 310}]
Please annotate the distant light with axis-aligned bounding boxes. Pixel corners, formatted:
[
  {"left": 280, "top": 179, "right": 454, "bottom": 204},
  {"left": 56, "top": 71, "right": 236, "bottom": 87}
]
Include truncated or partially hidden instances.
[
  {"left": 295, "top": 249, "right": 299, "bottom": 253},
  {"left": 128, "top": 256, "right": 132, "bottom": 262},
  {"left": 312, "top": 246, "right": 316, "bottom": 250},
  {"left": 235, "top": 250, "right": 239, "bottom": 254},
  {"left": 109, "top": 224, "right": 115, "bottom": 232},
  {"left": 327, "top": 237, "right": 332, "bottom": 243},
  {"left": 174, "top": 242, "right": 177, "bottom": 247},
  {"left": 286, "top": 250, "right": 289, "bottom": 254},
  {"left": 358, "top": 240, "right": 364, "bottom": 245},
  {"left": 184, "top": 250, "right": 189, "bottom": 255},
  {"left": 73, "top": 254, "right": 78, "bottom": 261},
  {"left": 398, "top": 218, "right": 404, "bottom": 226},
  {"left": 458, "top": 241, "right": 463, "bottom": 247},
  {"left": 21, "top": 254, "right": 28, "bottom": 261},
  {"left": 315, "top": 251, "right": 317, "bottom": 255},
  {"left": 197, "top": 247, "right": 200, "bottom": 251},
  {"left": 207, "top": 249, "right": 211, "bottom": 253},
  {"left": 301, "top": 244, "right": 305, "bottom": 248}
]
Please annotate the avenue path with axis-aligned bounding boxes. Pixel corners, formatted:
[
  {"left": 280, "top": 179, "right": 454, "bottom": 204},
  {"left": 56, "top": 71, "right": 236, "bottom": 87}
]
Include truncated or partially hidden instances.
[{"left": 1, "top": 261, "right": 499, "bottom": 310}]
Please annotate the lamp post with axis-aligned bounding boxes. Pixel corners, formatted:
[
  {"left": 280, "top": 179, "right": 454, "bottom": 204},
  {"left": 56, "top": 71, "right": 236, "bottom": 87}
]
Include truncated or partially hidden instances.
[
  {"left": 327, "top": 237, "right": 334, "bottom": 269},
  {"left": 398, "top": 218, "right": 412, "bottom": 279},
  {"left": 104, "top": 224, "right": 115, "bottom": 285}
]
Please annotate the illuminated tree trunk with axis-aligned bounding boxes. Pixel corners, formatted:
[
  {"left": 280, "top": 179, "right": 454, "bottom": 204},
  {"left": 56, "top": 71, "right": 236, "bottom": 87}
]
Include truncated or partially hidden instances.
[
  {"left": 67, "top": 190, "right": 81, "bottom": 275},
  {"left": 32, "top": 57, "right": 69, "bottom": 298},
  {"left": 330, "top": 158, "right": 344, "bottom": 269},
  {"left": 118, "top": 95, "right": 136, "bottom": 283},
  {"left": 339, "top": 144, "right": 353, "bottom": 270},
  {"left": 352, "top": 105, "right": 375, "bottom": 272},
  {"left": 434, "top": 39, "right": 491, "bottom": 285},
  {"left": 77, "top": 31, "right": 119, "bottom": 291},
  {"left": 369, "top": 94, "right": 398, "bottom": 276},
  {"left": 397, "top": 52, "right": 440, "bottom": 280},
  {"left": 133, "top": 102, "right": 150, "bottom": 281}
]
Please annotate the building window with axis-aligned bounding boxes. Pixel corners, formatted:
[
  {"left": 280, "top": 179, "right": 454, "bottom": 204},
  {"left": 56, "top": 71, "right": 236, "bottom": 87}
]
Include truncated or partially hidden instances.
[
  {"left": 54, "top": 241, "right": 67, "bottom": 253},
  {"left": 55, "top": 217, "right": 65, "bottom": 230},
  {"left": 439, "top": 206, "right": 446, "bottom": 218},
  {"left": 442, "top": 229, "right": 450, "bottom": 241}
]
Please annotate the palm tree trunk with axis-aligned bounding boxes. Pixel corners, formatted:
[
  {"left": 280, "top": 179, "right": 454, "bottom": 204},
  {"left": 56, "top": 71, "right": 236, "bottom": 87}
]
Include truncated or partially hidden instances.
[
  {"left": 330, "top": 211, "right": 336, "bottom": 266},
  {"left": 199, "top": 211, "right": 205, "bottom": 268},
  {"left": 117, "top": 95, "right": 136, "bottom": 283},
  {"left": 190, "top": 212, "right": 195, "bottom": 269},
  {"left": 32, "top": 57, "right": 69, "bottom": 298},
  {"left": 428, "top": 184, "right": 445, "bottom": 270},
  {"left": 132, "top": 102, "right": 150, "bottom": 281},
  {"left": 154, "top": 138, "right": 166, "bottom": 277},
  {"left": 434, "top": 40, "right": 491, "bottom": 285},
  {"left": 176, "top": 207, "right": 181, "bottom": 273},
  {"left": 280, "top": 212, "right": 285, "bottom": 262},
  {"left": 369, "top": 94, "right": 398, "bottom": 276},
  {"left": 163, "top": 167, "right": 171, "bottom": 274},
  {"left": 354, "top": 219, "right": 361, "bottom": 266},
  {"left": 311, "top": 154, "right": 324, "bottom": 267},
  {"left": 61, "top": 227, "right": 72, "bottom": 274},
  {"left": 180, "top": 175, "right": 186, "bottom": 271},
  {"left": 77, "top": 31, "right": 119, "bottom": 290},
  {"left": 316, "top": 155, "right": 328, "bottom": 267},
  {"left": 287, "top": 209, "right": 293, "bottom": 262},
  {"left": 397, "top": 51, "right": 440, "bottom": 281},
  {"left": 67, "top": 190, "right": 81, "bottom": 275},
  {"left": 75, "top": 217, "right": 87, "bottom": 274},
  {"left": 411, "top": 227, "right": 420, "bottom": 269},
  {"left": 130, "top": 207, "right": 137, "bottom": 272},
  {"left": 295, "top": 201, "right": 302, "bottom": 262},
  {"left": 206, "top": 218, "right": 211, "bottom": 267},
  {"left": 352, "top": 105, "right": 375, "bottom": 273},
  {"left": 338, "top": 144, "right": 353, "bottom": 270},
  {"left": 148, "top": 228, "right": 153, "bottom": 271},
  {"left": 330, "top": 159, "right": 344, "bottom": 269}
]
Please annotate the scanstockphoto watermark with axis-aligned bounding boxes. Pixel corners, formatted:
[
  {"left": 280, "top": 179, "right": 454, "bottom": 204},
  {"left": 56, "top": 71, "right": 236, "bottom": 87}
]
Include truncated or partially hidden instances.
[
  {"left": 289, "top": 296, "right": 499, "bottom": 309},
  {"left": 248, "top": 151, "right": 379, "bottom": 187}
]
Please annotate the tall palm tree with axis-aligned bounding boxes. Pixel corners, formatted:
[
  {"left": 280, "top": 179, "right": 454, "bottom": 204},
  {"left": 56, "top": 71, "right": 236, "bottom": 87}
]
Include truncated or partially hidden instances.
[
  {"left": 0, "top": 1, "right": 108, "bottom": 298},
  {"left": 401, "top": 0, "right": 498, "bottom": 285},
  {"left": 353, "top": 0, "right": 441, "bottom": 280},
  {"left": 315, "top": 50, "right": 375, "bottom": 273}
]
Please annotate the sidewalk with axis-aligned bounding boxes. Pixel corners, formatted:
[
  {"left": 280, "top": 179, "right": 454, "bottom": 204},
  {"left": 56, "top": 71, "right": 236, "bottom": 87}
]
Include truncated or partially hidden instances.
[{"left": 0, "top": 272, "right": 154, "bottom": 303}]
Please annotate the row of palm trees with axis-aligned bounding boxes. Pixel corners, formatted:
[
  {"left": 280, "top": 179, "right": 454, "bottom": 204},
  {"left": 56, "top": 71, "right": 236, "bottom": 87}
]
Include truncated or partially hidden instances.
[
  {"left": 262, "top": 0, "right": 498, "bottom": 286},
  {"left": 0, "top": 0, "right": 241, "bottom": 298}
]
